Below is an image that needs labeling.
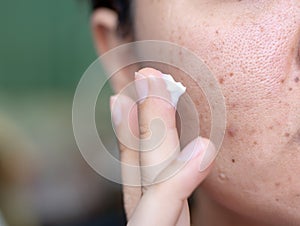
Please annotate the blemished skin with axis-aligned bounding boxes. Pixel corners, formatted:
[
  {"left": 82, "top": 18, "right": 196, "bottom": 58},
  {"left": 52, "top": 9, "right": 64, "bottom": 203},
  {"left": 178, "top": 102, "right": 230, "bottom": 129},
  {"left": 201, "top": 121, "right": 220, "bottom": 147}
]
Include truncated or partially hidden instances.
[
  {"left": 93, "top": 0, "right": 300, "bottom": 225},
  {"left": 133, "top": 1, "right": 300, "bottom": 225}
]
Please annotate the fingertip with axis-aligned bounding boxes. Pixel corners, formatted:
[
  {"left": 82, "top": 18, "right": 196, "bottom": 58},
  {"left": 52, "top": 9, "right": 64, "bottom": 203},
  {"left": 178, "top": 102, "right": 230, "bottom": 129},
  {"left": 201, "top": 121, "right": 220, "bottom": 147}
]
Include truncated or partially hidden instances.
[
  {"left": 110, "top": 94, "right": 136, "bottom": 126},
  {"left": 110, "top": 95, "right": 122, "bottom": 126},
  {"left": 137, "top": 67, "right": 162, "bottom": 77},
  {"left": 177, "top": 136, "right": 203, "bottom": 162},
  {"left": 199, "top": 138, "right": 217, "bottom": 172},
  {"left": 159, "top": 137, "right": 216, "bottom": 198}
]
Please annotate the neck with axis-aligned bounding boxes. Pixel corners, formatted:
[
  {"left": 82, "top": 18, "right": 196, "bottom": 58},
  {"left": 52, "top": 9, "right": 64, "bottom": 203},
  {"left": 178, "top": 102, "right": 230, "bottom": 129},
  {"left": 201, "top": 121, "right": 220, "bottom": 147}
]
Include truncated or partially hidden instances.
[{"left": 191, "top": 188, "right": 270, "bottom": 226}]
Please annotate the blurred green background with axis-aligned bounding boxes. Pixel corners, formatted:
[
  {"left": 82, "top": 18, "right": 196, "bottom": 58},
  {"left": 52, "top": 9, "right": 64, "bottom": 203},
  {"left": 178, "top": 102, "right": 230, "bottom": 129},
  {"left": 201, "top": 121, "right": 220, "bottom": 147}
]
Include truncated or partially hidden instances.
[
  {"left": 0, "top": 1, "right": 124, "bottom": 226},
  {"left": 0, "top": 0, "right": 95, "bottom": 88}
]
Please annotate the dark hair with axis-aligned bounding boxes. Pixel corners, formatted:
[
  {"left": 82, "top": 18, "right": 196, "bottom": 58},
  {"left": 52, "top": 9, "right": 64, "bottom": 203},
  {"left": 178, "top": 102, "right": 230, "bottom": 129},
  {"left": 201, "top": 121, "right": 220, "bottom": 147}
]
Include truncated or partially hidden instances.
[{"left": 90, "top": 0, "right": 132, "bottom": 37}]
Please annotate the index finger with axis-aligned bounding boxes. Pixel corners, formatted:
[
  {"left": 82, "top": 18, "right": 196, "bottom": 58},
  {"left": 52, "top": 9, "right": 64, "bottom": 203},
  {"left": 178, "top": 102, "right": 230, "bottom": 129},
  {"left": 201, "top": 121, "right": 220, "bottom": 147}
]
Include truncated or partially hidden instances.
[
  {"left": 134, "top": 67, "right": 184, "bottom": 186},
  {"left": 110, "top": 94, "right": 142, "bottom": 219}
]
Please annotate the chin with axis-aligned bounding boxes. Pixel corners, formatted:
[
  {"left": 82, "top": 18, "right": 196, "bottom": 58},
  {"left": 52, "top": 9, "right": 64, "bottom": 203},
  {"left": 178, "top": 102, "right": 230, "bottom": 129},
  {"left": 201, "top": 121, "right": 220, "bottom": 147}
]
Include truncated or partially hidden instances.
[{"left": 201, "top": 144, "right": 300, "bottom": 225}]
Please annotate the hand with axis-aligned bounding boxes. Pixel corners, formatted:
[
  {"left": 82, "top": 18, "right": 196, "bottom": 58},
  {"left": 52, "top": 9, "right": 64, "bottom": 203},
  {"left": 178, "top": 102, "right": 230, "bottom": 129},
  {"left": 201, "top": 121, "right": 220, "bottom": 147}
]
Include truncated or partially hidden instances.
[{"left": 110, "top": 67, "right": 216, "bottom": 226}]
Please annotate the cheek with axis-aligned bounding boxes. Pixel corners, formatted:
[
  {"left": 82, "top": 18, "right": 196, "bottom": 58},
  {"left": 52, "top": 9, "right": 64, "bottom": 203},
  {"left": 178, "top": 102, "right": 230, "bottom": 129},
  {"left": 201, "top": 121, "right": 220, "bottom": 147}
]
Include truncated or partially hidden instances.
[
  {"left": 173, "top": 5, "right": 297, "bottom": 103},
  {"left": 167, "top": 4, "right": 300, "bottom": 222},
  {"left": 135, "top": 1, "right": 300, "bottom": 221},
  {"left": 136, "top": 2, "right": 300, "bottom": 147}
]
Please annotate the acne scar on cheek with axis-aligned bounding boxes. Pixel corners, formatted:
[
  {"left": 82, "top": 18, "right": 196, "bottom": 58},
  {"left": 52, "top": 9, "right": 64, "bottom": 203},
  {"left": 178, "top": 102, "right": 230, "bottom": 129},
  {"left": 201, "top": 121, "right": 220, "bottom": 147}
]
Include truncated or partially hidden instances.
[
  {"left": 219, "top": 77, "right": 224, "bottom": 84},
  {"left": 218, "top": 172, "right": 228, "bottom": 181},
  {"left": 227, "top": 127, "right": 237, "bottom": 138},
  {"left": 218, "top": 72, "right": 235, "bottom": 85},
  {"left": 284, "top": 133, "right": 290, "bottom": 138}
]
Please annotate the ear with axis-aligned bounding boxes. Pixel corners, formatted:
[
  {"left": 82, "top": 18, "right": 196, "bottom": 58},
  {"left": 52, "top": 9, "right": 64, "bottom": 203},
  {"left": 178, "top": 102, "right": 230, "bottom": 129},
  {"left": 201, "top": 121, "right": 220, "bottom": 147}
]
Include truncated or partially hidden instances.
[
  {"left": 91, "top": 8, "right": 131, "bottom": 54},
  {"left": 91, "top": 8, "right": 136, "bottom": 94}
]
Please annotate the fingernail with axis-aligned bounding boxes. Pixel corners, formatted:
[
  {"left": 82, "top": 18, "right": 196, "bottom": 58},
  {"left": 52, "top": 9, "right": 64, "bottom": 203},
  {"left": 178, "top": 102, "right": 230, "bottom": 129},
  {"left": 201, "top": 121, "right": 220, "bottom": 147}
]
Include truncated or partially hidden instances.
[
  {"left": 177, "top": 137, "right": 203, "bottom": 162},
  {"left": 199, "top": 140, "right": 217, "bottom": 172},
  {"left": 134, "top": 72, "right": 148, "bottom": 103},
  {"left": 110, "top": 95, "right": 122, "bottom": 126}
]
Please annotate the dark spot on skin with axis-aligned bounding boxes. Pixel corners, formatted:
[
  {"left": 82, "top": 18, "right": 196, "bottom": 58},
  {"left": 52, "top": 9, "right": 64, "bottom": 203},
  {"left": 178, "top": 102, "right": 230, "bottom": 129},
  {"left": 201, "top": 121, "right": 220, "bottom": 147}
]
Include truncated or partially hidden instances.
[
  {"left": 280, "top": 79, "right": 285, "bottom": 84},
  {"left": 232, "top": 159, "right": 235, "bottom": 163},
  {"left": 228, "top": 128, "right": 236, "bottom": 138},
  {"left": 284, "top": 133, "right": 290, "bottom": 138},
  {"left": 291, "top": 47, "right": 295, "bottom": 53},
  {"left": 275, "top": 182, "right": 281, "bottom": 187},
  {"left": 259, "top": 26, "right": 264, "bottom": 32},
  {"left": 275, "top": 198, "right": 280, "bottom": 202},
  {"left": 230, "top": 103, "right": 237, "bottom": 109},
  {"left": 229, "top": 72, "right": 234, "bottom": 77},
  {"left": 253, "top": 141, "right": 258, "bottom": 145},
  {"left": 289, "top": 87, "right": 293, "bottom": 91},
  {"left": 215, "top": 30, "right": 219, "bottom": 34},
  {"left": 268, "top": 126, "right": 274, "bottom": 130},
  {"left": 295, "top": 77, "right": 299, "bottom": 83},
  {"left": 219, "top": 77, "right": 224, "bottom": 84},
  {"left": 296, "top": 194, "right": 300, "bottom": 198}
]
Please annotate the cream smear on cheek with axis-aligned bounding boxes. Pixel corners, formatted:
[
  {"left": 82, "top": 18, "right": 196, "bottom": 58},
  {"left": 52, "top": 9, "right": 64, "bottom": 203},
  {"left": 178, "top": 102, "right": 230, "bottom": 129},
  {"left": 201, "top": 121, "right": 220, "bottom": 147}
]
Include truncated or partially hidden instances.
[
  {"left": 136, "top": 70, "right": 187, "bottom": 107},
  {"left": 161, "top": 73, "right": 186, "bottom": 107}
]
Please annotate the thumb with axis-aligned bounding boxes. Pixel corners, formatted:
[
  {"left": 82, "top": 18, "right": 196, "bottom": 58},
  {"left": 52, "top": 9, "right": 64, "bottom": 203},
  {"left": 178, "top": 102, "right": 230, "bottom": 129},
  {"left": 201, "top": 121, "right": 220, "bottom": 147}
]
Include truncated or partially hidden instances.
[
  {"left": 128, "top": 136, "right": 217, "bottom": 226},
  {"left": 157, "top": 136, "right": 216, "bottom": 200}
]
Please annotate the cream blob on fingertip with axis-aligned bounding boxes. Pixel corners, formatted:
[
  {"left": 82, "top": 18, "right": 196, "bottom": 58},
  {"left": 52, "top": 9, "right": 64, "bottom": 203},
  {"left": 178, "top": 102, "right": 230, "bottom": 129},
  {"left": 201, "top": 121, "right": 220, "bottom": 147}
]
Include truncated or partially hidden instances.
[{"left": 161, "top": 73, "right": 186, "bottom": 108}]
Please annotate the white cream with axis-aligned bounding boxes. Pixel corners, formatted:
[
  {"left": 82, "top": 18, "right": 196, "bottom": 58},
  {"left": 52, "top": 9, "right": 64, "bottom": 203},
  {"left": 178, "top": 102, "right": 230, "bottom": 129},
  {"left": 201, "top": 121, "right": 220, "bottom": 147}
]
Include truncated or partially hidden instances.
[{"left": 161, "top": 73, "right": 186, "bottom": 107}]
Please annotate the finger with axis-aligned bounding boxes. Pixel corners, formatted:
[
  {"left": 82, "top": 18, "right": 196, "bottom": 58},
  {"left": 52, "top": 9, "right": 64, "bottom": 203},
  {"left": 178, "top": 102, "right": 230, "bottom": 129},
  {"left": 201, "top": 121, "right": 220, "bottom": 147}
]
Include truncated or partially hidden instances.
[
  {"left": 128, "top": 136, "right": 217, "bottom": 226},
  {"left": 134, "top": 67, "right": 188, "bottom": 225},
  {"left": 110, "top": 94, "right": 142, "bottom": 219},
  {"left": 134, "top": 67, "right": 181, "bottom": 186},
  {"left": 156, "top": 137, "right": 216, "bottom": 199},
  {"left": 175, "top": 200, "right": 190, "bottom": 226}
]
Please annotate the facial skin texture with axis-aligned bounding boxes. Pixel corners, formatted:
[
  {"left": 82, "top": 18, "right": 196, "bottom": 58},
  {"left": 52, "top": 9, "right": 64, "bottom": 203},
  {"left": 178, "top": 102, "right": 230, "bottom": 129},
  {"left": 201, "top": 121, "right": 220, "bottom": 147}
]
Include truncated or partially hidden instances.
[{"left": 132, "top": 1, "right": 300, "bottom": 225}]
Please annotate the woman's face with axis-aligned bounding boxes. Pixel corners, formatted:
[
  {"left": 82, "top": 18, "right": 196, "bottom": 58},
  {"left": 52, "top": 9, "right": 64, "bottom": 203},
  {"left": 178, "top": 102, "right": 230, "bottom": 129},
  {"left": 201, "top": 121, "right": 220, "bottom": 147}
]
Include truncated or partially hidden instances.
[{"left": 133, "top": 0, "right": 300, "bottom": 224}]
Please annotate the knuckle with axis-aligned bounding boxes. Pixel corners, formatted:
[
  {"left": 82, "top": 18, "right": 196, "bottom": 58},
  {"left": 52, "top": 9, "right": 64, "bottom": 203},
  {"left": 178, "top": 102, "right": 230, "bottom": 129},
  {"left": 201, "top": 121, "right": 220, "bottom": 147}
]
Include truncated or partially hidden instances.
[
  {"left": 123, "top": 187, "right": 141, "bottom": 218},
  {"left": 139, "top": 123, "right": 151, "bottom": 139},
  {"left": 118, "top": 143, "right": 129, "bottom": 153}
]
